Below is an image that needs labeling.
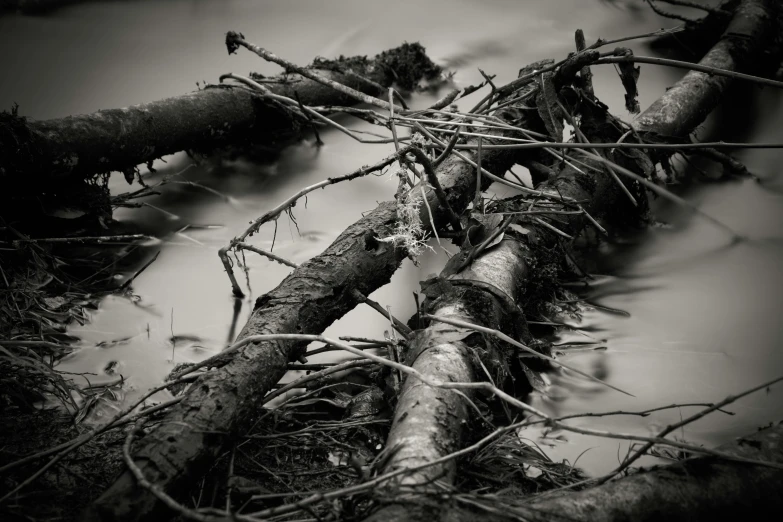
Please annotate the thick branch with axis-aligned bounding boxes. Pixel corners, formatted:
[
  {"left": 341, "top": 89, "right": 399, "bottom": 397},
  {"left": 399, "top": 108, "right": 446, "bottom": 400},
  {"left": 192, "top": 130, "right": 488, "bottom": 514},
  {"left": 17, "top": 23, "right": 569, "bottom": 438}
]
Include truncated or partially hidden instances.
[
  {"left": 366, "top": 0, "right": 781, "bottom": 519},
  {"left": 520, "top": 422, "right": 783, "bottom": 521},
  {"left": 367, "top": 423, "right": 783, "bottom": 522},
  {"left": 85, "top": 102, "right": 542, "bottom": 521},
  {"left": 634, "top": 0, "right": 780, "bottom": 137},
  {"left": 0, "top": 43, "right": 440, "bottom": 185}
]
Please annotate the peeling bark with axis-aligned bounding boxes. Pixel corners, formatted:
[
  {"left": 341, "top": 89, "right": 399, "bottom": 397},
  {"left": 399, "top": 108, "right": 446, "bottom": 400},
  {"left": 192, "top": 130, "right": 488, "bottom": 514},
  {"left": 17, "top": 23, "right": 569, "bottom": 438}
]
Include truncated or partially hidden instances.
[
  {"left": 376, "top": 240, "right": 531, "bottom": 492},
  {"left": 367, "top": 110, "right": 633, "bottom": 522}
]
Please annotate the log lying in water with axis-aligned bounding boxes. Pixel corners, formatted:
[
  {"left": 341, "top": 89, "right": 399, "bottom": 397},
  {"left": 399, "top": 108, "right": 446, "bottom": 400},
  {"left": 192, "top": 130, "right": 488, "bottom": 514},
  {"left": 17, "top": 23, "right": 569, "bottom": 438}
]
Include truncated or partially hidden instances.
[
  {"left": 86, "top": 0, "right": 781, "bottom": 519},
  {"left": 517, "top": 422, "right": 783, "bottom": 522},
  {"left": 634, "top": 0, "right": 779, "bottom": 137},
  {"left": 373, "top": 239, "right": 533, "bottom": 494},
  {"left": 366, "top": 80, "right": 638, "bottom": 522},
  {"left": 85, "top": 98, "right": 546, "bottom": 521},
  {"left": 369, "top": 422, "right": 783, "bottom": 522},
  {"left": 365, "top": 0, "right": 781, "bottom": 519},
  {"left": 0, "top": 42, "right": 441, "bottom": 186}
]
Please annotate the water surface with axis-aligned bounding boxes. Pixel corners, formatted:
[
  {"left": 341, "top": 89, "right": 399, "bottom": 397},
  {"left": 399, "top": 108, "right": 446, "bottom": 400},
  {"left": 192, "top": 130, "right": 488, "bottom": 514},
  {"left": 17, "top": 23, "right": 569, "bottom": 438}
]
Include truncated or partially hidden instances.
[{"left": 2, "top": 0, "right": 781, "bottom": 476}]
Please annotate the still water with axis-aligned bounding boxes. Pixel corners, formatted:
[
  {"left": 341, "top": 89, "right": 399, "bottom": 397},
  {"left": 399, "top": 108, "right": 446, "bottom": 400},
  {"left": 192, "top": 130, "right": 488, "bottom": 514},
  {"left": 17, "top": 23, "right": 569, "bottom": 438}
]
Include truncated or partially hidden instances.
[{"left": 1, "top": 0, "right": 781, "bottom": 476}]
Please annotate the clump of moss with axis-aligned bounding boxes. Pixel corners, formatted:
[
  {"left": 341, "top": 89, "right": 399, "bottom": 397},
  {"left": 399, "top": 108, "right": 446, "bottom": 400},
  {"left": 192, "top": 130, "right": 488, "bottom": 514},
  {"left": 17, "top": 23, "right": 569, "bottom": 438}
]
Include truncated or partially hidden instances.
[
  {"left": 307, "top": 42, "right": 443, "bottom": 92},
  {"left": 374, "top": 42, "right": 443, "bottom": 90},
  {"left": 311, "top": 52, "right": 372, "bottom": 73}
]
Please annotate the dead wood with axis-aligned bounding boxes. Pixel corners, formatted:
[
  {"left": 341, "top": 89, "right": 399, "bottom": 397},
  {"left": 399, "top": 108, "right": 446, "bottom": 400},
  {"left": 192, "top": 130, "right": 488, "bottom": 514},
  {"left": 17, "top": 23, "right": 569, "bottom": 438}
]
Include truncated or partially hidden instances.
[
  {"left": 84, "top": 98, "right": 545, "bottom": 522},
  {"left": 516, "top": 422, "right": 783, "bottom": 522},
  {"left": 635, "top": 0, "right": 780, "bottom": 137},
  {"left": 373, "top": 239, "right": 531, "bottom": 493},
  {"left": 365, "top": 0, "right": 781, "bottom": 519},
  {"left": 362, "top": 422, "right": 783, "bottom": 522},
  {"left": 82, "top": 0, "right": 782, "bottom": 520},
  {"left": 0, "top": 43, "right": 440, "bottom": 187},
  {"left": 366, "top": 96, "right": 638, "bottom": 522}
]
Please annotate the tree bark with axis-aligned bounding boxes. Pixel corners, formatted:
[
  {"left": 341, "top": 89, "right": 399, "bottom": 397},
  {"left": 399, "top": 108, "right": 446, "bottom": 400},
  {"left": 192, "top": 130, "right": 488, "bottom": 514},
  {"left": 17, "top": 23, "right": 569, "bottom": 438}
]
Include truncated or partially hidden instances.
[
  {"left": 366, "top": 0, "right": 781, "bottom": 519},
  {"left": 375, "top": 240, "right": 531, "bottom": 493},
  {"left": 364, "top": 423, "right": 783, "bottom": 522},
  {"left": 85, "top": 0, "right": 781, "bottom": 519},
  {"left": 85, "top": 99, "right": 545, "bottom": 521},
  {"left": 517, "top": 423, "right": 783, "bottom": 522},
  {"left": 635, "top": 0, "right": 778, "bottom": 137},
  {"left": 0, "top": 43, "right": 440, "bottom": 186},
  {"left": 366, "top": 101, "right": 635, "bottom": 522}
]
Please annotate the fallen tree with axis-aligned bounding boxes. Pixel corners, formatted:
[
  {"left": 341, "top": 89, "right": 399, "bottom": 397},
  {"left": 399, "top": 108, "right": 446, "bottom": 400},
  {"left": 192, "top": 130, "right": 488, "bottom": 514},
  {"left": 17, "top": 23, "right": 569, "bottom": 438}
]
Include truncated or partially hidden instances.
[
  {"left": 367, "top": 110, "right": 633, "bottom": 518},
  {"left": 85, "top": 80, "right": 544, "bottom": 522},
  {"left": 25, "top": 0, "right": 775, "bottom": 519},
  {"left": 0, "top": 42, "right": 442, "bottom": 187},
  {"left": 365, "top": 422, "right": 783, "bottom": 522},
  {"left": 364, "top": 0, "right": 781, "bottom": 519},
  {"left": 516, "top": 421, "right": 783, "bottom": 522}
]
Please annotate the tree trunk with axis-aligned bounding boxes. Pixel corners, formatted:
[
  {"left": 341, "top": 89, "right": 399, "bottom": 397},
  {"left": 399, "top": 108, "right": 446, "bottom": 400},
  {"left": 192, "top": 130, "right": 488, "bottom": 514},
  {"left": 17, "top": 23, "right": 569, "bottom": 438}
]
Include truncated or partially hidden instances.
[
  {"left": 0, "top": 43, "right": 440, "bottom": 186},
  {"left": 364, "top": 423, "right": 783, "bottom": 522},
  {"left": 366, "top": 99, "right": 635, "bottom": 522},
  {"left": 517, "top": 422, "right": 783, "bottom": 522},
  {"left": 374, "top": 239, "right": 531, "bottom": 492},
  {"left": 366, "top": 0, "right": 780, "bottom": 519},
  {"left": 634, "top": 0, "right": 779, "bottom": 137},
  {"left": 85, "top": 98, "right": 546, "bottom": 521},
  {"left": 85, "top": 0, "right": 781, "bottom": 520}
]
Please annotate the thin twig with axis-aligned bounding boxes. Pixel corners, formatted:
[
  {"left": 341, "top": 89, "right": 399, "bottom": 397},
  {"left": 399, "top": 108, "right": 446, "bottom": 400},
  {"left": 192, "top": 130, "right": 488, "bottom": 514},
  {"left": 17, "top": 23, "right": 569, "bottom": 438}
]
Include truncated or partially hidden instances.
[
  {"left": 645, "top": 0, "right": 697, "bottom": 23},
  {"left": 226, "top": 32, "right": 405, "bottom": 113},
  {"left": 219, "top": 146, "right": 412, "bottom": 296},
  {"left": 557, "top": 98, "right": 638, "bottom": 207},
  {"left": 432, "top": 124, "right": 462, "bottom": 168},
  {"left": 475, "top": 137, "right": 483, "bottom": 213},
  {"left": 605, "top": 375, "right": 783, "bottom": 481},
  {"left": 596, "top": 54, "right": 783, "bottom": 90},
  {"left": 262, "top": 359, "right": 376, "bottom": 405},
  {"left": 221, "top": 73, "right": 396, "bottom": 144},
  {"left": 573, "top": 149, "right": 740, "bottom": 240},
  {"left": 411, "top": 121, "right": 574, "bottom": 201},
  {"left": 350, "top": 288, "right": 413, "bottom": 338},
  {"left": 5, "top": 234, "right": 150, "bottom": 246},
  {"left": 236, "top": 244, "right": 298, "bottom": 269},
  {"left": 422, "top": 140, "right": 783, "bottom": 151}
]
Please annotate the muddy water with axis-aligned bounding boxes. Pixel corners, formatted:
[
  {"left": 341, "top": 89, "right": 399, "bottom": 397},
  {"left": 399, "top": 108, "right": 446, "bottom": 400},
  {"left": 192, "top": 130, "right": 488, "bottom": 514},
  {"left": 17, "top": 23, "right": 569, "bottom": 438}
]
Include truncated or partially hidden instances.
[{"left": 2, "top": 0, "right": 782, "bottom": 476}]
